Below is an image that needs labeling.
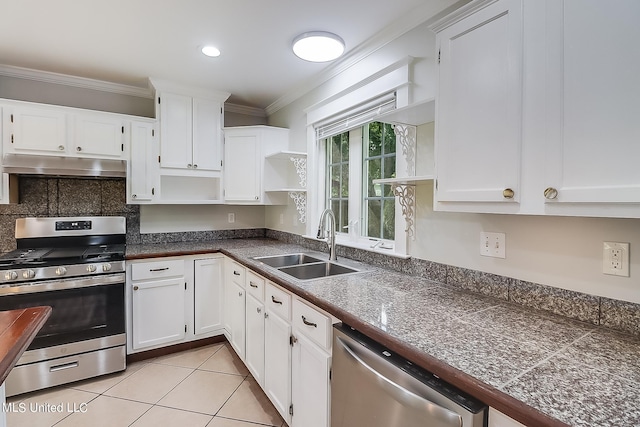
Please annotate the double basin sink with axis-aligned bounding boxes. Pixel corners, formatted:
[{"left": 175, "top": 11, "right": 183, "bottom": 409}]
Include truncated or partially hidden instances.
[{"left": 254, "top": 253, "right": 360, "bottom": 281}]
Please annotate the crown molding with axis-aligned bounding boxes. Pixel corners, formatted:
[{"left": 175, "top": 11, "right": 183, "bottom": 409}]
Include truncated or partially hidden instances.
[
  {"left": 265, "top": 0, "right": 463, "bottom": 116},
  {"left": 0, "top": 64, "right": 154, "bottom": 99},
  {"left": 224, "top": 103, "right": 267, "bottom": 117}
]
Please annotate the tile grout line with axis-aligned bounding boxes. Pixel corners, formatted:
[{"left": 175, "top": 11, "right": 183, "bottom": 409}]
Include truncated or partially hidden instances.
[{"left": 499, "top": 329, "right": 595, "bottom": 390}]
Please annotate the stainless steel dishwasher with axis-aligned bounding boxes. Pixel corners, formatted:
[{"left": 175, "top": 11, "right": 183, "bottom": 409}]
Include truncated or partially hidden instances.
[{"left": 332, "top": 324, "right": 487, "bottom": 427}]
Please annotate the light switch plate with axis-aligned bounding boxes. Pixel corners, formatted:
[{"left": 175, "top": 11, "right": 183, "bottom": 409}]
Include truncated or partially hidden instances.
[
  {"left": 603, "top": 242, "right": 630, "bottom": 277},
  {"left": 480, "top": 232, "right": 506, "bottom": 258}
]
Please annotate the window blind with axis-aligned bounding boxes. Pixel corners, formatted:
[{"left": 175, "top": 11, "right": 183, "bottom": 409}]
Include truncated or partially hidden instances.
[{"left": 315, "top": 92, "right": 396, "bottom": 140}]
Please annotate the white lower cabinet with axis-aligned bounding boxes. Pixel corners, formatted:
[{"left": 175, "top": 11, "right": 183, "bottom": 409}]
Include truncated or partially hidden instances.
[
  {"left": 224, "top": 259, "right": 246, "bottom": 359},
  {"left": 291, "top": 332, "right": 331, "bottom": 427},
  {"left": 489, "top": 408, "right": 527, "bottom": 427},
  {"left": 222, "top": 260, "right": 333, "bottom": 427},
  {"left": 127, "top": 254, "right": 224, "bottom": 354}
]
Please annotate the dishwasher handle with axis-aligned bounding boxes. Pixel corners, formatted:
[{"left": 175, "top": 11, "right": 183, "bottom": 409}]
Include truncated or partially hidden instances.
[{"left": 336, "top": 336, "right": 463, "bottom": 427}]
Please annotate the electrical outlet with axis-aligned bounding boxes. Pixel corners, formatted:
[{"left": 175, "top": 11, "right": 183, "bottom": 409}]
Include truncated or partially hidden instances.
[
  {"left": 228, "top": 213, "right": 235, "bottom": 224},
  {"left": 480, "top": 232, "right": 506, "bottom": 258},
  {"left": 603, "top": 242, "right": 630, "bottom": 277}
]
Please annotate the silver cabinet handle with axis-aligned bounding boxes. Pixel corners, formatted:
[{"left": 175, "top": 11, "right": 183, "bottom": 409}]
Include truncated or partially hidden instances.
[
  {"left": 301, "top": 315, "right": 317, "bottom": 328},
  {"left": 49, "top": 361, "right": 79, "bottom": 372},
  {"left": 271, "top": 296, "right": 283, "bottom": 305},
  {"left": 150, "top": 267, "right": 169, "bottom": 272}
]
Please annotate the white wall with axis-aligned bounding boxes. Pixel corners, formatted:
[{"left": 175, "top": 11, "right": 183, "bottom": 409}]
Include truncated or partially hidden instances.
[
  {"left": 140, "top": 204, "right": 265, "bottom": 234},
  {"left": 266, "top": 21, "right": 640, "bottom": 304}
]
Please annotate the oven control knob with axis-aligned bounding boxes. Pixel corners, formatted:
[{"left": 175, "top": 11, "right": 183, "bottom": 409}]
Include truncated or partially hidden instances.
[
  {"left": 102, "top": 263, "right": 112, "bottom": 272},
  {"left": 86, "top": 265, "right": 97, "bottom": 273},
  {"left": 22, "top": 269, "right": 36, "bottom": 279},
  {"left": 4, "top": 271, "right": 18, "bottom": 281},
  {"left": 55, "top": 267, "right": 67, "bottom": 276}
]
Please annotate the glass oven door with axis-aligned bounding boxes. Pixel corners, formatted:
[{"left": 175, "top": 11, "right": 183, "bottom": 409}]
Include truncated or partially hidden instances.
[{"left": 0, "top": 273, "right": 125, "bottom": 350}]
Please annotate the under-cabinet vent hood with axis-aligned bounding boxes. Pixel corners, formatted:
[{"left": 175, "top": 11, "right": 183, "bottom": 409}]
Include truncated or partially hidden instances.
[{"left": 2, "top": 154, "right": 126, "bottom": 178}]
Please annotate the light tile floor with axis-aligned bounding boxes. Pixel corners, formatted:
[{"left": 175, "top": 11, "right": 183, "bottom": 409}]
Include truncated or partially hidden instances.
[{"left": 6, "top": 343, "right": 286, "bottom": 427}]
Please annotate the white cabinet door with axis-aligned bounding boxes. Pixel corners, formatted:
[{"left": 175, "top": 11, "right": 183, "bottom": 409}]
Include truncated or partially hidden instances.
[
  {"left": 192, "top": 97, "right": 222, "bottom": 171},
  {"left": 544, "top": 0, "right": 640, "bottom": 209},
  {"left": 291, "top": 332, "right": 331, "bottom": 427},
  {"left": 7, "top": 105, "right": 67, "bottom": 154},
  {"left": 132, "top": 277, "right": 186, "bottom": 350},
  {"left": 128, "top": 121, "right": 157, "bottom": 202},
  {"left": 488, "top": 408, "right": 526, "bottom": 427},
  {"left": 434, "top": 0, "right": 523, "bottom": 209},
  {"left": 224, "top": 132, "right": 261, "bottom": 202},
  {"left": 73, "top": 112, "right": 125, "bottom": 158},
  {"left": 159, "top": 92, "right": 193, "bottom": 169},
  {"left": 194, "top": 257, "right": 224, "bottom": 336},
  {"left": 264, "top": 310, "right": 292, "bottom": 424},
  {"left": 225, "top": 280, "right": 246, "bottom": 359},
  {"left": 245, "top": 293, "right": 265, "bottom": 386}
]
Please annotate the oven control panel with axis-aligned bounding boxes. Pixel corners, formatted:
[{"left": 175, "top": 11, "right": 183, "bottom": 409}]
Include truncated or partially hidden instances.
[{"left": 55, "top": 221, "right": 92, "bottom": 231}]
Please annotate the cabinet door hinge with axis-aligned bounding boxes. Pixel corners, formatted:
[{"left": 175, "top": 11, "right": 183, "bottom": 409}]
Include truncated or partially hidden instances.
[
  {"left": 220, "top": 160, "right": 223, "bottom": 167},
  {"left": 158, "top": 97, "right": 161, "bottom": 104},
  {"left": 10, "top": 114, "right": 13, "bottom": 123},
  {"left": 329, "top": 368, "right": 332, "bottom": 381},
  {"left": 151, "top": 187, "right": 155, "bottom": 196},
  {"left": 435, "top": 179, "right": 438, "bottom": 190},
  {"left": 289, "top": 404, "right": 294, "bottom": 416},
  {"left": 152, "top": 129, "right": 155, "bottom": 137},
  {"left": 438, "top": 49, "right": 441, "bottom": 64},
  {"left": 121, "top": 143, "right": 124, "bottom": 152},
  {"left": 185, "top": 325, "right": 187, "bottom": 333},
  {"left": 185, "top": 282, "right": 187, "bottom": 290},
  {"left": 121, "top": 126, "right": 125, "bottom": 134},
  {"left": 289, "top": 334, "right": 297, "bottom": 346},
  {"left": 158, "top": 155, "right": 161, "bottom": 163},
  {"left": 11, "top": 134, "right": 14, "bottom": 144}
]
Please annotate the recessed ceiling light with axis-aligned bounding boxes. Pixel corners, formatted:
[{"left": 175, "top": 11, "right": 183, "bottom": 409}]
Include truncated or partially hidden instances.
[
  {"left": 201, "top": 45, "right": 221, "bottom": 57},
  {"left": 292, "top": 31, "right": 345, "bottom": 62}
]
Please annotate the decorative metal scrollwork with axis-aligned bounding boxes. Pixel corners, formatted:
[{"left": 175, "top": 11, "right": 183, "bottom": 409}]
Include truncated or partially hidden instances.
[
  {"left": 392, "top": 184, "right": 415, "bottom": 239},
  {"left": 289, "top": 191, "right": 307, "bottom": 223},
  {"left": 290, "top": 156, "right": 307, "bottom": 188},
  {"left": 393, "top": 124, "right": 417, "bottom": 177}
]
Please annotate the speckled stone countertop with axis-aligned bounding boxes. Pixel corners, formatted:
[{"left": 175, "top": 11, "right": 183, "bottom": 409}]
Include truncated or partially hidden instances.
[{"left": 127, "top": 239, "right": 640, "bottom": 427}]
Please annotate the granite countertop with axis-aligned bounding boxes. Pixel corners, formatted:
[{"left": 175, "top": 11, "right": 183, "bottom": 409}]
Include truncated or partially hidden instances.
[{"left": 127, "top": 239, "right": 640, "bottom": 427}]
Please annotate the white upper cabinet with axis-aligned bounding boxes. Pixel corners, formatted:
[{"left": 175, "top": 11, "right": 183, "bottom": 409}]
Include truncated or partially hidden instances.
[
  {"left": 2, "top": 99, "right": 130, "bottom": 160},
  {"left": 5, "top": 104, "right": 68, "bottom": 154},
  {"left": 72, "top": 112, "right": 125, "bottom": 157},
  {"left": 152, "top": 79, "right": 229, "bottom": 174},
  {"left": 432, "top": 0, "right": 640, "bottom": 218},
  {"left": 542, "top": 0, "right": 640, "bottom": 216},
  {"left": 433, "top": 0, "right": 523, "bottom": 208},
  {"left": 127, "top": 120, "right": 157, "bottom": 203},
  {"left": 223, "top": 126, "right": 289, "bottom": 204}
]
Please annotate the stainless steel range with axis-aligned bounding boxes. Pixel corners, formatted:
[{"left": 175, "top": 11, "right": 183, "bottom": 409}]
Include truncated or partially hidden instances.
[{"left": 0, "top": 216, "right": 126, "bottom": 397}]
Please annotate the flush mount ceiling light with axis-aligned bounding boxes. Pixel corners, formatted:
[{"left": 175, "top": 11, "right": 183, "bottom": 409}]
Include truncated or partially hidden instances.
[
  {"left": 201, "top": 45, "right": 221, "bottom": 57},
  {"left": 292, "top": 31, "right": 345, "bottom": 62}
]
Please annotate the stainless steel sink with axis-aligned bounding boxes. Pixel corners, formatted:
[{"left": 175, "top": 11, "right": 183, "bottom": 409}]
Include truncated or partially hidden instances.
[
  {"left": 278, "top": 262, "right": 358, "bottom": 280},
  {"left": 253, "top": 253, "right": 361, "bottom": 280},
  {"left": 254, "top": 253, "right": 324, "bottom": 268}
]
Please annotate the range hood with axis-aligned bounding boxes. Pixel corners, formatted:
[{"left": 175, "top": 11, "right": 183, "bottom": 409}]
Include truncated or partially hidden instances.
[{"left": 2, "top": 154, "right": 126, "bottom": 178}]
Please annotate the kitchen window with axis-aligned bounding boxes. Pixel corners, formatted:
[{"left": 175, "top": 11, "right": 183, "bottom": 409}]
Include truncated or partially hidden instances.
[{"left": 323, "top": 121, "right": 397, "bottom": 249}]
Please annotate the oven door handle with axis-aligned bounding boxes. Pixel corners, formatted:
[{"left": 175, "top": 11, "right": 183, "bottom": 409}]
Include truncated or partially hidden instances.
[{"left": 0, "top": 273, "right": 125, "bottom": 296}]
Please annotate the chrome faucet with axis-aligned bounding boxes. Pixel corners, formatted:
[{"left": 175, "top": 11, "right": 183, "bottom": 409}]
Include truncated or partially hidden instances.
[{"left": 317, "top": 208, "right": 337, "bottom": 261}]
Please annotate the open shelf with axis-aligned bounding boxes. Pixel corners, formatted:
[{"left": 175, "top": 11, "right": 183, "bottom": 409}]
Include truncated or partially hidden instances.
[{"left": 373, "top": 175, "right": 434, "bottom": 185}]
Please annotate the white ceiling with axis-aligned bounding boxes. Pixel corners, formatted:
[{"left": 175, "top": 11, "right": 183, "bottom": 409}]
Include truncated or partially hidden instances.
[{"left": 1, "top": 0, "right": 460, "bottom": 112}]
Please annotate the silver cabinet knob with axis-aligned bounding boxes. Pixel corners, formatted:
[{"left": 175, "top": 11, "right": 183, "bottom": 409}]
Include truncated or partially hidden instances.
[
  {"left": 544, "top": 187, "right": 558, "bottom": 200},
  {"left": 187, "top": 164, "right": 192, "bottom": 168},
  {"left": 193, "top": 164, "right": 198, "bottom": 169},
  {"left": 22, "top": 269, "right": 35, "bottom": 279},
  {"left": 133, "top": 285, "right": 139, "bottom": 291},
  {"left": 132, "top": 194, "right": 137, "bottom": 199},
  {"left": 56, "top": 267, "right": 67, "bottom": 276},
  {"left": 58, "top": 145, "right": 65, "bottom": 151},
  {"left": 76, "top": 146, "right": 82, "bottom": 152}
]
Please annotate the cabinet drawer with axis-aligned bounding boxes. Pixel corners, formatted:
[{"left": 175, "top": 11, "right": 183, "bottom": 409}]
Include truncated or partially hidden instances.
[
  {"left": 246, "top": 270, "right": 265, "bottom": 301},
  {"left": 131, "top": 259, "right": 184, "bottom": 280},
  {"left": 265, "top": 282, "right": 291, "bottom": 320},
  {"left": 292, "top": 299, "right": 331, "bottom": 349},
  {"left": 228, "top": 261, "right": 246, "bottom": 288}
]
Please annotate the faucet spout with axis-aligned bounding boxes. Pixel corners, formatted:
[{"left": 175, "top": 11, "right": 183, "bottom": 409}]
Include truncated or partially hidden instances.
[{"left": 317, "top": 208, "right": 337, "bottom": 261}]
